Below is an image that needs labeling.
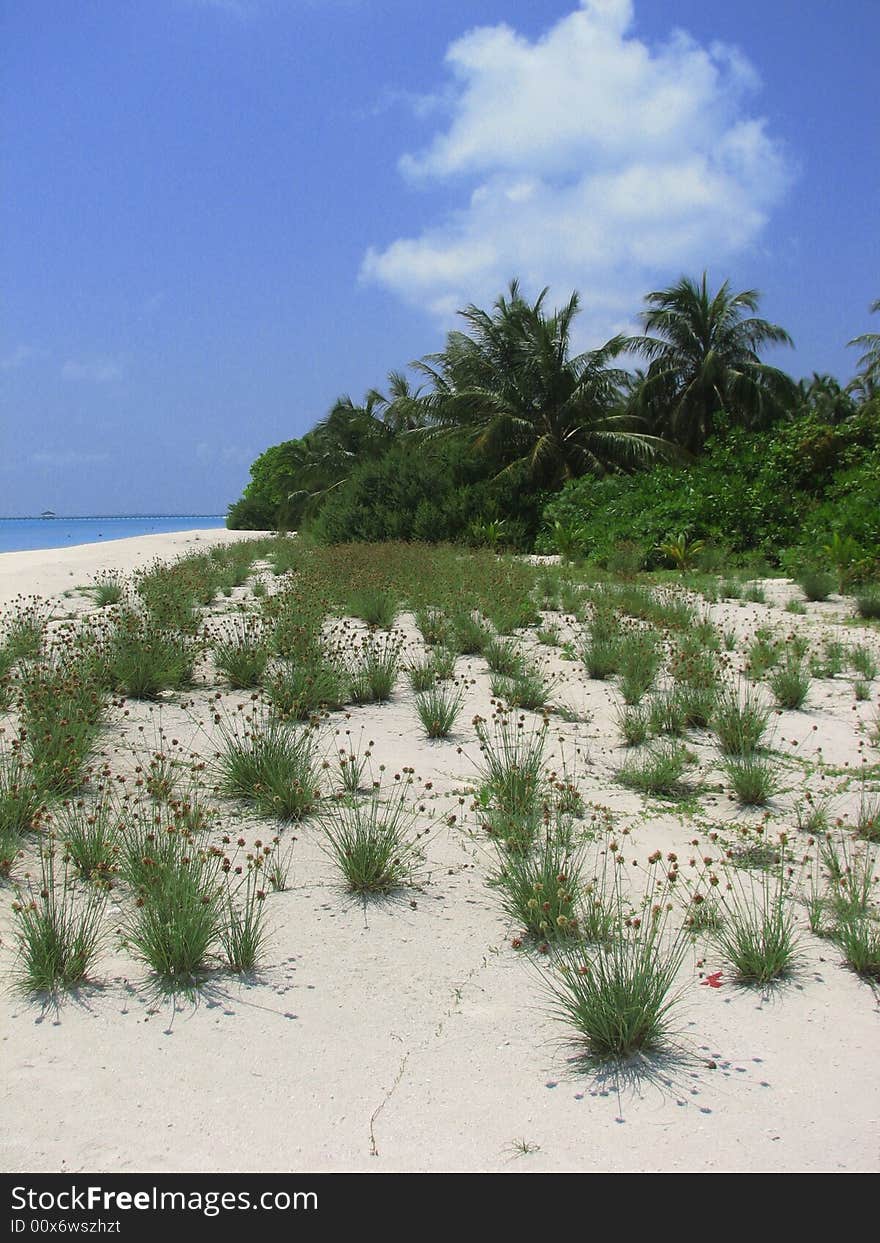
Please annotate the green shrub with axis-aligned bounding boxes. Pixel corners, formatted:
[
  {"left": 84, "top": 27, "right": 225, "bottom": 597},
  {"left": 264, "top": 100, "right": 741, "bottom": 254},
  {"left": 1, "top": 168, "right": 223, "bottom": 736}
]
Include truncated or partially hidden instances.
[
  {"left": 798, "top": 568, "right": 835, "bottom": 602},
  {"left": 856, "top": 585, "right": 880, "bottom": 620}
]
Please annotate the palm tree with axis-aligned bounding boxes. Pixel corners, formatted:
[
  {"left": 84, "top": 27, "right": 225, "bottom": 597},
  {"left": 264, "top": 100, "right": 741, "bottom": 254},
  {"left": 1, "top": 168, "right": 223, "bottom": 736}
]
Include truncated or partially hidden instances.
[
  {"left": 627, "top": 273, "right": 796, "bottom": 451},
  {"left": 796, "top": 373, "right": 856, "bottom": 424},
  {"left": 847, "top": 298, "right": 880, "bottom": 394},
  {"left": 415, "top": 279, "right": 669, "bottom": 489},
  {"left": 286, "top": 372, "right": 428, "bottom": 517},
  {"left": 378, "top": 370, "right": 430, "bottom": 433}
]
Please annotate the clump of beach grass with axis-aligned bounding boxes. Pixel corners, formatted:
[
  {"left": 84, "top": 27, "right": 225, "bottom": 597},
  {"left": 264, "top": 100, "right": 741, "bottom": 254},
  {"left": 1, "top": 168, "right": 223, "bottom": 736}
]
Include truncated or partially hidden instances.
[
  {"left": 347, "top": 587, "right": 398, "bottom": 630},
  {"left": 712, "top": 685, "right": 770, "bottom": 756},
  {"left": 580, "top": 625, "right": 620, "bottom": 681},
  {"left": 855, "top": 790, "right": 880, "bottom": 842},
  {"left": 617, "top": 627, "right": 662, "bottom": 705},
  {"left": 617, "top": 740, "right": 691, "bottom": 798},
  {"left": 55, "top": 791, "right": 121, "bottom": 883},
  {"left": 348, "top": 634, "right": 401, "bottom": 705},
  {"left": 212, "top": 616, "right": 269, "bottom": 689},
  {"left": 219, "top": 864, "right": 269, "bottom": 974},
  {"left": 414, "top": 606, "right": 449, "bottom": 648},
  {"left": 798, "top": 568, "right": 835, "bottom": 603},
  {"left": 105, "top": 612, "right": 198, "bottom": 699},
  {"left": 493, "top": 830, "right": 585, "bottom": 942},
  {"left": 89, "top": 574, "right": 126, "bottom": 608},
  {"left": 794, "top": 796, "right": 829, "bottom": 835},
  {"left": 18, "top": 658, "right": 106, "bottom": 796},
  {"left": 490, "top": 664, "right": 553, "bottom": 712},
  {"left": 407, "top": 647, "right": 456, "bottom": 693},
  {"left": 0, "top": 743, "right": 44, "bottom": 875},
  {"left": 647, "top": 688, "right": 688, "bottom": 738},
  {"left": 474, "top": 712, "right": 547, "bottom": 853},
  {"left": 542, "top": 858, "right": 689, "bottom": 1062},
  {"left": 849, "top": 644, "right": 878, "bottom": 681},
  {"left": 483, "top": 637, "right": 525, "bottom": 678},
  {"left": 710, "top": 851, "right": 801, "bottom": 985},
  {"left": 213, "top": 707, "right": 321, "bottom": 821},
  {"left": 723, "top": 753, "right": 779, "bottom": 807},
  {"left": 769, "top": 656, "right": 811, "bottom": 710},
  {"left": 855, "top": 585, "right": 880, "bottom": 621},
  {"left": 122, "top": 826, "right": 224, "bottom": 985},
  {"left": 450, "top": 611, "right": 491, "bottom": 656},
  {"left": 11, "top": 844, "right": 107, "bottom": 995},
  {"left": 265, "top": 648, "right": 347, "bottom": 720},
  {"left": 616, "top": 703, "right": 650, "bottom": 748},
  {"left": 810, "top": 638, "right": 846, "bottom": 679},
  {"left": 746, "top": 631, "right": 780, "bottom": 680},
  {"left": 4, "top": 602, "right": 47, "bottom": 662},
  {"left": 414, "top": 681, "right": 465, "bottom": 739},
  {"left": 320, "top": 784, "right": 419, "bottom": 895}
]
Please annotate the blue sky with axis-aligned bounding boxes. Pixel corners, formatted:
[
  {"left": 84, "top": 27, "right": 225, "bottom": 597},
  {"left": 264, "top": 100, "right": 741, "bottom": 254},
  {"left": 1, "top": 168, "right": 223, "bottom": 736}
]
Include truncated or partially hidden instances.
[{"left": 2, "top": 0, "right": 878, "bottom": 515}]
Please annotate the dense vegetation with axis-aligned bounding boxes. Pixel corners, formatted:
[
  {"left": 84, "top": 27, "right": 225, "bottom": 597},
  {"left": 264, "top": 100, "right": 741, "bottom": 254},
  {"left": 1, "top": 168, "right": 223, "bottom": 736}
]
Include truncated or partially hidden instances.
[{"left": 229, "top": 276, "right": 880, "bottom": 580}]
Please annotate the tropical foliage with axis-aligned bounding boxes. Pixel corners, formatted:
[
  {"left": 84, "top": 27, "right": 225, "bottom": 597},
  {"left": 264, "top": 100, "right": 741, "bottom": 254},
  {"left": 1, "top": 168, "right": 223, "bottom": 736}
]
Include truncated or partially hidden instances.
[
  {"left": 848, "top": 298, "right": 880, "bottom": 396},
  {"left": 415, "top": 280, "right": 667, "bottom": 487},
  {"left": 229, "top": 276, "right": 879, "bottom": 579},
  {"left": 625, "top": 272, "right": 797, "bottom": 451}
]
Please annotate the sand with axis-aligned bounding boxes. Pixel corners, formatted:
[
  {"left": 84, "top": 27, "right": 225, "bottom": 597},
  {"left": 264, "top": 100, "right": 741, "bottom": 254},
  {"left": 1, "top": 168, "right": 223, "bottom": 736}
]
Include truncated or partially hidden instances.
[{"left": 1, "top": 532, "right": 878, "bottom": 1174}]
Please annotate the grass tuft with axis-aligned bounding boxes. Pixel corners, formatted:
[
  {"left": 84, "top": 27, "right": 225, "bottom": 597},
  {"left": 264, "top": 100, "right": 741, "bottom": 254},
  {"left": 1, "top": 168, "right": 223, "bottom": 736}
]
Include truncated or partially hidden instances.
[
  {"left": 320, "top": 785, "right": 418, "bottom": 894},
  {"left": 12, "top": 846, "right": 106, "bottom": 994}
]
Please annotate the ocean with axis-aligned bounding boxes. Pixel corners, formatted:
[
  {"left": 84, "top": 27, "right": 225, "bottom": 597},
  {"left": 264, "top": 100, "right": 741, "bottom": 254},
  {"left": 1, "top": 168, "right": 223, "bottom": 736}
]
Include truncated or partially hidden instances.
[{"left": 0, "top": 515, "right": 227, "bottom": 554}]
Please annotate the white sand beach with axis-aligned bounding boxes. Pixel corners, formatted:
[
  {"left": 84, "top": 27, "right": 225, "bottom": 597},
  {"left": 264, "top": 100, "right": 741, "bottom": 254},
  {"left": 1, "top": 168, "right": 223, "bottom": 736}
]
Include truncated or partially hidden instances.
[
  {"left": 1, "top": 533, "right": 878, "bottom": 1174},
  {"left": 0, "top": 529, "right": 271, "bottom": 609}
]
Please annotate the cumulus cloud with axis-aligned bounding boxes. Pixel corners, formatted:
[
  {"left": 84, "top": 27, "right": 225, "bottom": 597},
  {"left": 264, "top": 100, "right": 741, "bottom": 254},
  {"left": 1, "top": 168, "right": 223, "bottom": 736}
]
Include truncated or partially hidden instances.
[
  {"left": 62, "top": 358, "right": 124, "bottom": 383},
  {"left": 362, "top": 0, "right": 794, "bottom": 331}
]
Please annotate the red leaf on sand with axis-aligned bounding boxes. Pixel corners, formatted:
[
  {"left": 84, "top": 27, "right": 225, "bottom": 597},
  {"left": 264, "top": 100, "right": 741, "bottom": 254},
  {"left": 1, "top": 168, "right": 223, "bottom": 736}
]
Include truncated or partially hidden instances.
[{"left": 701, "top": 971, "right": 723, "bottom": 989}]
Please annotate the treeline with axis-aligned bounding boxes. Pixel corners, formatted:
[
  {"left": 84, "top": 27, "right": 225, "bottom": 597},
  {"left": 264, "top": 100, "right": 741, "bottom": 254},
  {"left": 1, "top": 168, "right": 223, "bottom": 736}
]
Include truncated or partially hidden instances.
[{"left": 228, "top": 277, "right": 880, "bottom": 578}]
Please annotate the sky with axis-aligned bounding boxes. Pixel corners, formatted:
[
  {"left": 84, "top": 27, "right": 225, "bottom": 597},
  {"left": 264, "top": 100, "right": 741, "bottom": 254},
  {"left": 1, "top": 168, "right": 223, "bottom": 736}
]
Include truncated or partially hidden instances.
[{"left": 1, "top": 0, "right": 878, "bottom": 515}]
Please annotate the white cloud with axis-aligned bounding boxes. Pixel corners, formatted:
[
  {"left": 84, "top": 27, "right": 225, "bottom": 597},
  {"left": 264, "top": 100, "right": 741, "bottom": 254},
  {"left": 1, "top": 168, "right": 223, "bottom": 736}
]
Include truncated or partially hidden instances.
[
  {"left": 62, "top": 358, "right": 124, "bottom": 383},
  {"left": 1, "top": 345, "right": 40, "bottom": 370},
  {"left": 362, "top": 0, "right": 794, "bottom": 331},
  {"left": 195, "top": 441, "right": 252, "bottom": 466}
]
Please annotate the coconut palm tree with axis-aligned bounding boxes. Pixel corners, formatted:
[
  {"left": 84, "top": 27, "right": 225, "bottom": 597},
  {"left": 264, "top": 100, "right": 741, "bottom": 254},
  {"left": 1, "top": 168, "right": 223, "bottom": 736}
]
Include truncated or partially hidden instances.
[
  {"left": 626, "top": 273, "right": 797, "bottom": 451},
  {"left": 796, "top": 373, "right": 856, "bottom": 424},
  {"left": 415, "top": 280, "right": 670, "bottom": 489},
  {"left": 847, "top": 298, "right": 880, "bottom": 395},
  {"left": 286, "top": 372, "right": 428, "bottom": 517}
]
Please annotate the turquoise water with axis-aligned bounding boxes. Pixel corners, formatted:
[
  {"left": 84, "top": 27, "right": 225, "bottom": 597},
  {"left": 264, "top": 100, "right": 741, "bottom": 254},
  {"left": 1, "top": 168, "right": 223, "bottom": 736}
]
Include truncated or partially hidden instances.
[{"left": 0, "top": 516, "right": 227, "bottom": 554}]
